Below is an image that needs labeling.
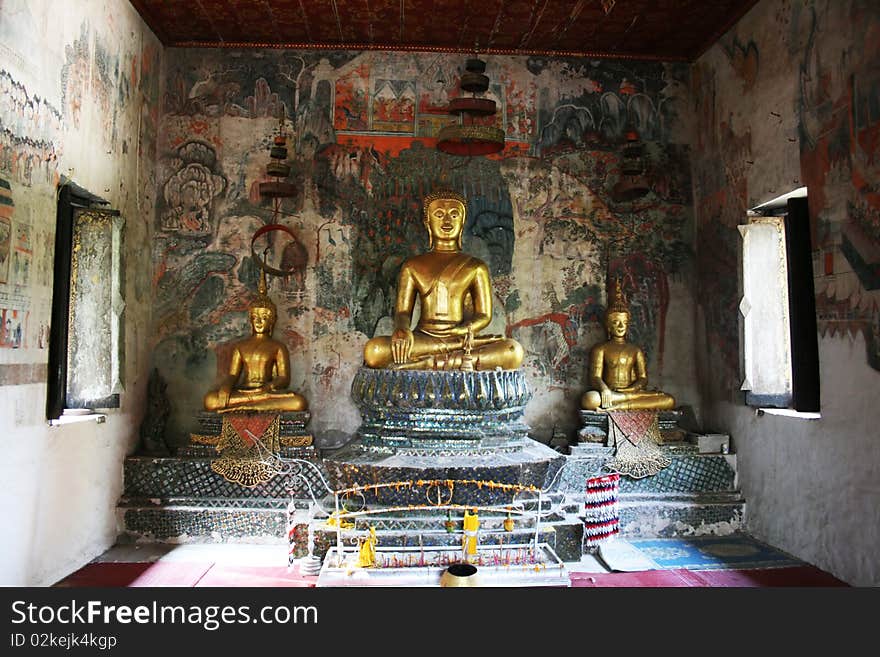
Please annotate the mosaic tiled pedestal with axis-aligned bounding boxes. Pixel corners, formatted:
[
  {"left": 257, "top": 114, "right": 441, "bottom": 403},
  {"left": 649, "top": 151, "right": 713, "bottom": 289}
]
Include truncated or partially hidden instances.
[
  {"left": 294, "top": 367, "right": 582, "bottom": 562},
  {"left": 350, "top": 367, "right": 532, "bottom": 448},
  {"left": 118, "top": 376, "right": 743, "bottom": 561},
  {"left": 323, "top": 439, "right": 564, "bottom": 505},
  {"left": 555, "top": 442, "right": 744, "bottom": 538},
  {"left": 180, "top": 411, "right": 314, "bottom": 455},
  {"left": 577, "top": 409, "right": 686, "bottom": 444},
  {"left": 336, "top": 367, "right": 559, "bottom": 501},
  {"left": 119, "top": 442, "right": 742, "bottom": 551},
  {"left": 117, "top": 446, "right": 324, "bottom": 544}
]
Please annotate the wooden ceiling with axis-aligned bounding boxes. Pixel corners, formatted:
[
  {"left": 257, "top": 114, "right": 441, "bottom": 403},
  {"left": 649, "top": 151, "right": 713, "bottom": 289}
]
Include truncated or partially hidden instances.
[{"left": 129, "top": 0, "right": 760, "bottom": 62}]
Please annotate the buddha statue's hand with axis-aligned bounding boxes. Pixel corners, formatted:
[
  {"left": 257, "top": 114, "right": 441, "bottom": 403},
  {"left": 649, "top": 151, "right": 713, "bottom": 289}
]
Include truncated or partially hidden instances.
[
  {"left": 217, "top": 385, "right": 232, "bottom": 408},
  {"left": 618, "top": 377, "right": 647, "bottom": 393},
  {"left": 600, "top": 387, "right": 615, "bottom": 409},
  {"left": 391, "top": 328, "right": 414, "bottom": 364}
]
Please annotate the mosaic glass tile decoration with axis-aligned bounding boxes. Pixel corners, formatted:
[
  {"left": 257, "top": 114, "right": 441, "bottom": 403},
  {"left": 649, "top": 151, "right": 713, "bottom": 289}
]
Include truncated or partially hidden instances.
[
  {"left": 555, "top": 450, "right": 735, "bottom": 494},
  {"left": 618, "top": 498, "right": 744, "bottom": 537},
  {"left": 628, "top": 535, "right": 802, "bottom": 570},
  {"left": 123, "top": 449, "right": 327, "bottom": 501},
  {"left": 351, "top": 367, "right": 533, "bottom": 448},
  {"left": 323, "top": 441, "right": 564, "bottom": 506},
  {"left": 122, "top": 507, "right": 288, "bottom": 541},
  {"left": 621, "top": 454, "right": 735, "bottom": 493}
]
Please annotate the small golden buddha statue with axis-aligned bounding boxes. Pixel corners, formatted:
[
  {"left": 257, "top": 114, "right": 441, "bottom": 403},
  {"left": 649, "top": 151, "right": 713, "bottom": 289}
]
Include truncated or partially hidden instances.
[
  {"left": 581, "top": 280, "right": 675, "bottom": 412},
  {"left": 462, "top": 508, "right": 480, "bottom": 559},
  {"left": 203, "top": 271, "right": 308, "bottom": 413},
  {"left": 363, "top": 190, "right": 523, "bottom": 370},
  {"left": 357, "top": 526, "right": 378, "bottom": 568}
]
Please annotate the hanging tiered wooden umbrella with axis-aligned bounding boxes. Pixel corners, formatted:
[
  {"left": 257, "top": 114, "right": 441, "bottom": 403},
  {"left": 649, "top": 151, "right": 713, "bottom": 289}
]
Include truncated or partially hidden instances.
[
  {"left": 437, "top": 56, "right": 505, "bottom": 157},
  {"left": 259, "top": 112, "right": 297, "bottom": 202}
]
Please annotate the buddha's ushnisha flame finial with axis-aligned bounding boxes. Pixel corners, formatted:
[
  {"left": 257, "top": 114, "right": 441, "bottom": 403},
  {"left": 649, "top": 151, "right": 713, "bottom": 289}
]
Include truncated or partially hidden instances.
[
  {"left": 607, "top": 278, "right": 629, "bottom": 315},
  {"left": 252, "top": 266, "right": 277, "bottom": 313}
]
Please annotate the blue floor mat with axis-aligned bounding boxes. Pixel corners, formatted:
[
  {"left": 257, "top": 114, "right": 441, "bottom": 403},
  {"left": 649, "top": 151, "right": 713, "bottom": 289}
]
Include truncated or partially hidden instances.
[{"left": 627, "top": 534, "right": 803, "bottom": 570}]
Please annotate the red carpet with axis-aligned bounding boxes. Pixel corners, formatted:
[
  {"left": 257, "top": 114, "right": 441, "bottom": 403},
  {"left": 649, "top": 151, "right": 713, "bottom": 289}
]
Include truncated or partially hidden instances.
[
  {"left": 57, "top": 562, "right": 847, "bottom": 587},
  {"left": 570, "top": 569, "right": 692, "bottom": 587},
  {"left": 56, "top": 562, "right": 318, "bottom": 588},
  {"left": 195, "top": 564, "right": 318, "bottom": 587},
  {"left": 570, "top": 566, "right": 848, "bottom": 587},
  {"left": 55, "top": 562, "right": 214, "bottom": 587},
  {"left": 675, "top": 566, "right": 848, "bottom": 587}
]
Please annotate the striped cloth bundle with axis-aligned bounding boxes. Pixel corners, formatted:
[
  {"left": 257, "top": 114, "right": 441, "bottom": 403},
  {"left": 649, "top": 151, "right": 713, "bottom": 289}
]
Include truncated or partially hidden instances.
[{"left": 583, "top": 473, "right": 620, "bottom": 547}]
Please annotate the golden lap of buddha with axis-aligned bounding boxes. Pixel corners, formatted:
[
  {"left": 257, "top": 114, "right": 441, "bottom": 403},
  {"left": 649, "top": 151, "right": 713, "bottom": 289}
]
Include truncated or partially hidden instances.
[
  {"left": 580, "top": 280, "right": 674, "bottom": 412},
  {"left": 362, "top": 190, "right": 523, "bottom": 371},
  {"left": 203, "top": 272, "right": 307, "bottom": 413}
]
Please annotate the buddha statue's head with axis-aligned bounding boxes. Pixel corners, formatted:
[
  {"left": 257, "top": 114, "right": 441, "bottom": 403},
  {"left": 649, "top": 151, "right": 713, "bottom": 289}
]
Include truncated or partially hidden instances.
[
  {"left": 423, "top": 189, "right": 467, "bottom": 250},
  {"left": 248, "top": 301, "right": 276, "bottom": 336},
  {"left": 605, "top": 279, "right": 630, "bottom": 340},
  {"left": 250, "top": 269, "right": 278, "bottom": 336}
]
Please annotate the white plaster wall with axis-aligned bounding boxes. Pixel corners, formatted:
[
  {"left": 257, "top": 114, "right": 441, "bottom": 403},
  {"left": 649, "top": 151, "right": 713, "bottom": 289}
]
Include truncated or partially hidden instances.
[
  {"left": 0, "top": 0, "right": 162, "bottom": 586},
  {"left": 0, "top": 389, "right": 135, "bottom": 585},
  {"left": 707, "top": 334, "right": 880, "bottom": 586},
  {"left": 694, "top": 0, "right": 880, "bottom": 586},
  {"left": 662, "top": 275, "right": 701, "bottom": 427}
]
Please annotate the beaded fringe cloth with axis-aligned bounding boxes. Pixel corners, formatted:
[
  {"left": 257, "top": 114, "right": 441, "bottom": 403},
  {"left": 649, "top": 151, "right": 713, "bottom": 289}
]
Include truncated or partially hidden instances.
[
  {"left": 583, "top": 473, "right": 620, "bottom": 548},
  {"left": 604, "top": 410, "right": 671, "bottom": 479},
  {"left": 209, "top": 414, "right": 282, "bottom": 487}
]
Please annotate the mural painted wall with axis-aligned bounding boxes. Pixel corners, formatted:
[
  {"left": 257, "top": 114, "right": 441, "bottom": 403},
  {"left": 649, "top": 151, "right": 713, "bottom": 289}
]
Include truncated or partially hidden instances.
[
  {"left": 695, "top": 0, "right": 880, "bottom": 395},
  {"left": 693, "top": 0, "right": 880, "bottom": 585},
  {"left": 153, "top": 49, "right": 697, "bottom": 445},
  {"left": 0, "top": 0, "right": 162, "bottom": 585}
]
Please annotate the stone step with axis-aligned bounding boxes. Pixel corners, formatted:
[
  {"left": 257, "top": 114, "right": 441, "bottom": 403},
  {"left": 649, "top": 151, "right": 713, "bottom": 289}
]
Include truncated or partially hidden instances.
[
  {"left": 619, "top": 491, "right": 744, "bottom": 502},
  {"left": 323, "top": 440, "right": 564, "bottom": 506},
  {"left": 118, "top": 444, "right": 745, "bottom": 560},
  {"left": 120, "top": 496, "right": 298, "bottom": 510},
  {"left": 122, "top": 451, "right": 330, "bottom": 501},
  {"left": 122, "top": 453, "right": 570, "bottom": 504},
  {"left": 556, "top": 449, "right": 738, "bottom": 495},
  {"left": 617, "top": 493, "right": 745, "bottom": 538},
  {"left": 117, "top": 500, "right": 582, "bottom": 560},
  {"left": 117, "top": 504, "right": 288, "bottom": 544},
  {"left": 118, "top": 494, "right": 572, "bottom": 556},
  {"left": 124, "top": 450, "right": 736, "bottom": 500},
  {"left": 118, "top": 493, "right": 742, "bottom": 558},
  {"left": 119, "top": 494, "right": 564, "bottom": 514}
]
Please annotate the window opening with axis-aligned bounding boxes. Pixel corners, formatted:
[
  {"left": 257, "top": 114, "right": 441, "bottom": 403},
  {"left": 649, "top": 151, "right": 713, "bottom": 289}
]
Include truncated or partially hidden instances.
[
  {"left": 46, "top": 181, "right": 124, "bottom": 420},
  {"left": 740, "top": 188, "right": 819, "bottom": 414}
]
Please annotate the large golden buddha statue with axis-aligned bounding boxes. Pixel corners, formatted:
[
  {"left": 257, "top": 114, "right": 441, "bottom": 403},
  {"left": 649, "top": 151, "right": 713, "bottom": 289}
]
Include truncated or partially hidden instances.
[
  {"left": 581, "top": 280, "right": 674, "bottom": 411},
  {"left": 204, "top": 272, "right": 308, "bottom": 413},
  {"left": 363, "top": 190, "right": 523, "bottom": 371}
]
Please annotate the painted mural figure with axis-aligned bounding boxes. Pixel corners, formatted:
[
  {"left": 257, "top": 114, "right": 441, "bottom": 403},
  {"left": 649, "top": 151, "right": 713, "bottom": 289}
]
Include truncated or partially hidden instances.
[
  {"left": 204, "top": 271, "right": 307, "bottom": 413},
  {"left": 581, "top": 280, "right": 675, "bottom": 411},
  {"left": 363, "top": 190, "right": 523, "bottom": 371}
]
